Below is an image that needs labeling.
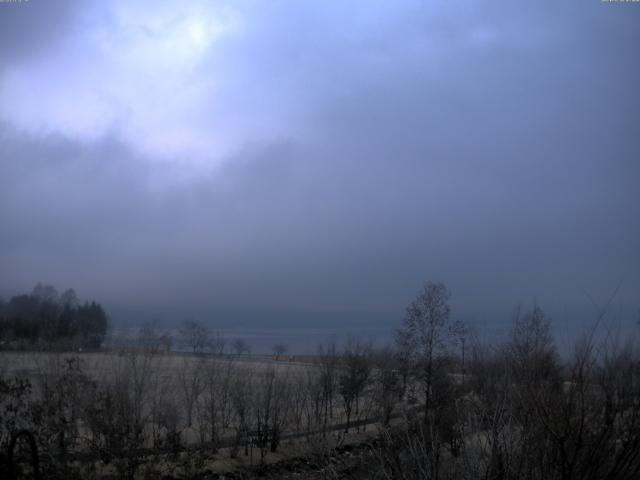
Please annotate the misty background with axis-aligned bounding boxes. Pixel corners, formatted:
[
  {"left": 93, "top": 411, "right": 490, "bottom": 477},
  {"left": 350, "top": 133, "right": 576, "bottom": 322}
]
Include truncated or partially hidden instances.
[{"left": 1, "top": 1, "right": 638, "bottom": 351}]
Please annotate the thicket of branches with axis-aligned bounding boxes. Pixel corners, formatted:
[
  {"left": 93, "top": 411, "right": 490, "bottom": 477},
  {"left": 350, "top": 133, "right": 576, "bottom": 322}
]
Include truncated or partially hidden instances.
[{"left": 372, "top": 282, "right": 640, "bottom": 480}]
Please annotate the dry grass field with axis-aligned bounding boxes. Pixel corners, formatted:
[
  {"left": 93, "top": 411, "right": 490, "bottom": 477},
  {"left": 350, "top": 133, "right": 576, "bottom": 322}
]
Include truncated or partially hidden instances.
[{"left": 0, "top": 347, "right": 391, "bottom": 478}]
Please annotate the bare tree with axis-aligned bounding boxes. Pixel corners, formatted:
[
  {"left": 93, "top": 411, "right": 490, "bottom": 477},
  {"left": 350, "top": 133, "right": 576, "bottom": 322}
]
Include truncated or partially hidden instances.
[
  {"left": 251, "top": 366, "right": 289, "bottom": 462},
  {"left": 395, "top": 281, "right": 455, "bottom": 418},
  {"left": 372, "top": 347, "right": 403, "bottom": 426},
  {"left": 232, "top": 338, "right": 250, "bottom": 356},
  {"left": 138, "top": 321, "right": 162, "bottom": 353},
  {"left": 288, "top": 373, "right": 311, "bottom": 435},
  {"left": 506, "top": 303, "right": 559, "bottom": 386},
  {"left": 338, "top": 339, "right": 372, "bottom": 432},
  {"left": 317, "top": 341, "right": 339, "bottom": 433},
  {"left": 180, "top": 319, "right": 209, "bottom": 354},
  {"left": 230, "top": 367, "right": 253, "bottom": 458},
  {"left": 198, "top": 356, "right": 235, "bottom": 450},
  {"left": 178, "top": 356, "right": 204, "bottom": 428},
  {"left": 83, "top": 351, "right": 153, "bottom": 480},
  {"left": 208, "top": 331, "right": 226, "bottom": 355}
]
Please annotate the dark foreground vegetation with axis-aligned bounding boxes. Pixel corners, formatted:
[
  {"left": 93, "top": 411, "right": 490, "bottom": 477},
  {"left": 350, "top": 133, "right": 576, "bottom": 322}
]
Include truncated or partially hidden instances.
[{"left": 1, "top": 282, "right": 639, "bottom": 479}]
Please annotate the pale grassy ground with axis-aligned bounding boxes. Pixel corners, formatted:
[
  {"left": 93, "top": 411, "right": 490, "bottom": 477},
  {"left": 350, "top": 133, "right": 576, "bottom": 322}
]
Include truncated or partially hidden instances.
[
  {"left": 1, "top": 349, "right": 386, "bottom": 477},
  {"left": 0, "top": 350, "right": 312, "bottom": 379},
  {"left": 0, "top": 349, "right": 376, "bottom": 439}
]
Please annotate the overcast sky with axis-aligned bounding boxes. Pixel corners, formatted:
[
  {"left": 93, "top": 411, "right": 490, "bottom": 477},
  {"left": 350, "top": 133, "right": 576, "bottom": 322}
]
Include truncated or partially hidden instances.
[{"left": 0, "top": 1, "right": 638, "bottom": 334}]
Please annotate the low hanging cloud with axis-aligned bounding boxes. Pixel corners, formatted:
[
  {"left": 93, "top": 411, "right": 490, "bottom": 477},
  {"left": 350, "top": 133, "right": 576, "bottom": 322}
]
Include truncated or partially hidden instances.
[{"left": 0, "top": 1, "right": 638, "bottom": 331}]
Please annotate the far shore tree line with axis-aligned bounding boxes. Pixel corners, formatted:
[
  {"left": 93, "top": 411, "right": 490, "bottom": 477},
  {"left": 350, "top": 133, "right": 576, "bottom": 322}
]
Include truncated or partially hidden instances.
[
  {"left": 1, "top": 284, "right": 291, "bottom": 357},
  {"left": 1, "top": 280, "right": 638, "bottom": 479},
  {"left": 137, "top": 319, "right": 253, "bottom": 356},
  {"left": 0, "top": 283, "right": 108, "bottom": 350}
]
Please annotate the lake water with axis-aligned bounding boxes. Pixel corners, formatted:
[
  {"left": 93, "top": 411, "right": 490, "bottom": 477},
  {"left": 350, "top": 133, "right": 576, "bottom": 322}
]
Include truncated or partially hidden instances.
[{"left": 107, "top": 326, "right": 396, "bottom": 354}]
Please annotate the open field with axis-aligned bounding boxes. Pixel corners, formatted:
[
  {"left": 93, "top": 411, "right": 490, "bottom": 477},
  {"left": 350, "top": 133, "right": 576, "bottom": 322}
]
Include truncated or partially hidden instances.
[
  {"left": 0, "top": 350, "right": 315, "bottom": 385},
  {"left": 0, "top": 347, "right": 396, "bottom": 478}
]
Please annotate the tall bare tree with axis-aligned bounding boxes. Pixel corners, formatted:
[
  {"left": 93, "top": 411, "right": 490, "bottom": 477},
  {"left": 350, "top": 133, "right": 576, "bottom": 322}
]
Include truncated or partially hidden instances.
[
  {"left": 339, "top": 339, "right": 372, "bottom": 432},
  {"left": 180, "top": 319, "right": 209, "bottom": 354},
  {"left": 395, "top": 281, "right": 455, "bottom": 417}
]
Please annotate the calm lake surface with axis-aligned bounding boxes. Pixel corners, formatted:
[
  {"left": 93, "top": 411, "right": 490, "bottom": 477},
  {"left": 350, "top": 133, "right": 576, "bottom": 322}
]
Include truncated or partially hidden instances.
[{"left": 108, "top": 326, "right": 396, "bottom": 354}]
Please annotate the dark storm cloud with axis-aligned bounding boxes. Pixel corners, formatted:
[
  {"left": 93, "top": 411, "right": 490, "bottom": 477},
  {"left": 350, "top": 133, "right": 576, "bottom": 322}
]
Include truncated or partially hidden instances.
[{"left": 0, "top": 1, "right": 638, "bottom": 332}]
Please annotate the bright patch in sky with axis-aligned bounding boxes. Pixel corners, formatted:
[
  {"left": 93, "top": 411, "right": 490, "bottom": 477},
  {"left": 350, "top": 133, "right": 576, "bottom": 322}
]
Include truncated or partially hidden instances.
[
  {"left": 0, "top": 1, "right": 244, "bottom": 166},
  {"left": 0, "top": 1, "right": 517, "bottom": 170}
]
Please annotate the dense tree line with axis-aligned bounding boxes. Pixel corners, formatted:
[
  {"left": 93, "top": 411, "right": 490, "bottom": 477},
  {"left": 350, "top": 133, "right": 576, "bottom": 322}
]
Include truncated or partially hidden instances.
[{"left": 0, "top": 283, "right": 109, "bottom": 349}]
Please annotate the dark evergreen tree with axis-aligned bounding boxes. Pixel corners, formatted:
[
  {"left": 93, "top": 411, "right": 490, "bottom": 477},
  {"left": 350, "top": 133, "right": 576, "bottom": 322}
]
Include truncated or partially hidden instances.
[{"left": 0, "top": 284, "right": 109, "bottom": 349}]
